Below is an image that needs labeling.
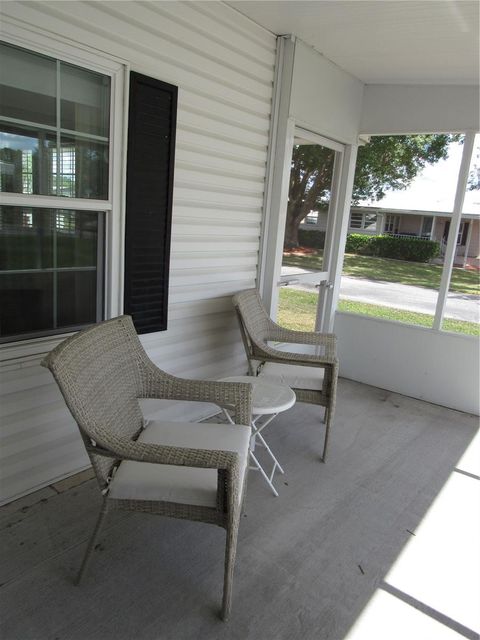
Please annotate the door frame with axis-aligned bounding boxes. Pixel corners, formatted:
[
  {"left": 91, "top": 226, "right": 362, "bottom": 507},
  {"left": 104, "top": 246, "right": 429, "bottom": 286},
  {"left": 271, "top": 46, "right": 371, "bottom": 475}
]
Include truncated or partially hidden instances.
[
  {"left": 262, "top": 121, "right": 356, "bottom": 332},
  {"left": 279, "top": 127, "right": 345, "bottom": 331}
]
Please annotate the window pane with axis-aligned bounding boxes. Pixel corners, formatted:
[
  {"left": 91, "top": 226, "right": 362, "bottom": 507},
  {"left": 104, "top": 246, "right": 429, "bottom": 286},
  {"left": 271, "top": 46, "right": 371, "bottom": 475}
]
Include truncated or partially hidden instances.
[
  {"left": 422, "top": 216, "right": 433, "bottom": 237},
  {"left": 442, "top": 218, "right": 480, "bottom": 336},
  {"left": 341, "top": 134, "right": 461, "bottom": 329},
  {"left": 0, "top": 42, "right": 56, "bottom": 127},
  {"left": 0, "top": 272, "right": 53, "bottom": 337},
  {"left": 350, "top": 212, "right": 362, "bottom": 228},
  {"left": 56, "top": 210, "right": 99, "bottom": 268},
  {"left": 0, "top": 206, "right": 103, "bottom": 341},
  {"left": 0, "top": 44, "right": 110, "bottom": 201},
  {"left": 364, "top": 213, "right": 377, "bottom": 229},
  {"left": 282, "top": 142, "right": 335, "bottom": 277},
  {"left": 442, "top": 135, "right": 479, "bottom": 335},
  {"left": 0, "top": 206, "right": 53, "bottom": 270},
  {"left": 0, "top": 125, "right": 56, "bottom": 195},
  {"left": 57, "top": 270, "right": 97, "bottom": 327},
  {"left": 0, "top": 130, "right": 109, "bottom": 198},
  {"left": 57, "top": 135, "right": 109, "bottom": 199},
  {"left": 60, "top": 63, "right": 110, "bottom": 137}
]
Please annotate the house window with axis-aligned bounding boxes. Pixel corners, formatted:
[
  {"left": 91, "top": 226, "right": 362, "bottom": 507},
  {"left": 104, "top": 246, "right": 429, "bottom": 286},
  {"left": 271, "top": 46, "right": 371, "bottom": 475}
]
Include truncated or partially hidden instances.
[
  {"left": 421, "top": 216, "right": 433, "bottom": 237},
  {"left": 350, "top": 212, "right": 363, "bottom": 228},
  {"left": 384, "top": 214, "right": 400, "bottom": 234},
  {"left": 349, "top": 210, "right": 377, "bottom": 230},
  {"left": 443, "top": 220, "right": 468, "bottom": 245},
  {"left": 0, "top": 42, "right": 111, "bottom": 343}
]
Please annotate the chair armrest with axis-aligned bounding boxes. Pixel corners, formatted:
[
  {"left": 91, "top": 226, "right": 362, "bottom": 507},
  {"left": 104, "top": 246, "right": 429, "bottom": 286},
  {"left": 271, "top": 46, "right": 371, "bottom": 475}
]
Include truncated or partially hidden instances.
[
  {"left": 259, "top": 344, "right": 338, "bottom": 367},
  {"left": 259, "top": 324, "right": 338, "bottom": 366},
  {"left": 140, "top": 362, "right": 252, "bottom": 426},
  {"left": 268, "top": 326, "right": 336, "bottom": 346}
]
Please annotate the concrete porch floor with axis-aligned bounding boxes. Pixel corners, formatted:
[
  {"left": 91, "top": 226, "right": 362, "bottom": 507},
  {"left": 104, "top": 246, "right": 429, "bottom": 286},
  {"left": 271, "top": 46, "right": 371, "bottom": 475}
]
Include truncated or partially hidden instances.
[{"left": 1, "top": 378, "right": 479, "bottom": 640}]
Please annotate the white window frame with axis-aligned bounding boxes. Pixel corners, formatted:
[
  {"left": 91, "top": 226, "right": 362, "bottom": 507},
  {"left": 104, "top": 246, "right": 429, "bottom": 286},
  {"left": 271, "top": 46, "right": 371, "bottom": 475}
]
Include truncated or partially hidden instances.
[
  {"left": 349, "top": 210, "right": 377, "bottom": 231},
  {"left": 349, "top": 211, "right": 363, "bottom": 229},
  {"left": 0, "top": 23, "right": 128, "bottom": 362},
  {"left": 384, "top": 213, "right": 400, "bottom": 234},
  {"left": 420, "top": 215, "right": 434, "bottom": 238}
]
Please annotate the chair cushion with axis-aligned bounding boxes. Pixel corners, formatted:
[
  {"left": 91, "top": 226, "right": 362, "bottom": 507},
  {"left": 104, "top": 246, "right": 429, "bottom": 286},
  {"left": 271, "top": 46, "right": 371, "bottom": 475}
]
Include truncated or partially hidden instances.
[
  {"left": 259, "top": 362, "right": 325, "bottom": 391},
  {"left": 108, "top": 420, "right": 251, "bottom": 508}
]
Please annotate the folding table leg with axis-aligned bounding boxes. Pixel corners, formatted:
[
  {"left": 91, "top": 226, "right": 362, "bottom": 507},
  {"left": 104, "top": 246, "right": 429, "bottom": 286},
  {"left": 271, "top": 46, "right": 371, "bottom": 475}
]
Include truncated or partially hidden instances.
[{"left": 249, "top": 450, "right": 279, "bottom": 497}]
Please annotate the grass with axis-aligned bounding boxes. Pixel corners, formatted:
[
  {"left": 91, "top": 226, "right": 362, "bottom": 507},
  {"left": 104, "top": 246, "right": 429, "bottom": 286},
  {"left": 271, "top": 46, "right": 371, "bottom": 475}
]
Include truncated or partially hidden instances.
[
  {"left": 278, "top": 288, "right": 479, "bottom": 336},
  {"left": 282, "top": 251, "right": 480, "bottom": 296}
]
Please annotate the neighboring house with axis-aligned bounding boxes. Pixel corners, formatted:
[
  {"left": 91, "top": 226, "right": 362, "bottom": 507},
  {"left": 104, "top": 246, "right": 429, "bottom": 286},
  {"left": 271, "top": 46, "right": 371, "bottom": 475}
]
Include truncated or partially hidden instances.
[{"left": 302, "top": 206, "right": 480, "bottom": 266}]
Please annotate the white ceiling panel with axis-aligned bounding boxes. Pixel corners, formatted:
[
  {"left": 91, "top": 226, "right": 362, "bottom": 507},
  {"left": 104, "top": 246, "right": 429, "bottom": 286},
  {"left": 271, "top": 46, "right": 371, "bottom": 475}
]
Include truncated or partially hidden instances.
[{"left": 226, "top": 1, "right": 480, "bottom": 84}]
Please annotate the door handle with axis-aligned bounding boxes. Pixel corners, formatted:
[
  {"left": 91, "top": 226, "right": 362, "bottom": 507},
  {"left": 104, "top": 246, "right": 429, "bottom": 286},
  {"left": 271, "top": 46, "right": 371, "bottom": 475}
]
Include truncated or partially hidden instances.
[{"left": 316, "top": 282, "right": 334, "bottom": 290}]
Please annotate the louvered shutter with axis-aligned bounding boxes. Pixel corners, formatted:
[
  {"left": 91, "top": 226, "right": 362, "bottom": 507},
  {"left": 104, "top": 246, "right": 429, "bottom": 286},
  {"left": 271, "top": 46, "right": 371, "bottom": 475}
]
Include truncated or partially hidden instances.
[{"left": 124, "top": 72, "right": 177, "bottom": 333}]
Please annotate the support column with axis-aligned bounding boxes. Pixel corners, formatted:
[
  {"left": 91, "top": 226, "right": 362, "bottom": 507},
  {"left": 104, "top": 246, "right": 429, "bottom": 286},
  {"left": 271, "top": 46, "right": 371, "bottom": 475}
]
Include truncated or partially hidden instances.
[
  {"left": 462, "top": 220, "right": 473, "bottom": 269},
  {"left": 258, "top": 36, "right": 296, "bottom": 319},
  {"left": 433, "top": 132, "right": 475, "bottom": 330}
]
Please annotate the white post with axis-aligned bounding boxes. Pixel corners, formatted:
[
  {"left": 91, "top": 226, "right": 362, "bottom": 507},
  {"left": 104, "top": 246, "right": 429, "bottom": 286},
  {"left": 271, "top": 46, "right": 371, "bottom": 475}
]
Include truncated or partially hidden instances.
[
  {"left": 462, "top": 219, "right": 474, "bottom": 268},
  {"left": 433, "top": 132, "right": 475, "bottom": 330}
]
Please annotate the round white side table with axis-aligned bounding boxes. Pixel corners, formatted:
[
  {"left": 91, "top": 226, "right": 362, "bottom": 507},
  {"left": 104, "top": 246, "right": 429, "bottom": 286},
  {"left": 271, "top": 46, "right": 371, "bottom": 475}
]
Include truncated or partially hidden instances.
[{"left": 218, "top": 375, "right": 296, "bottom": 496}]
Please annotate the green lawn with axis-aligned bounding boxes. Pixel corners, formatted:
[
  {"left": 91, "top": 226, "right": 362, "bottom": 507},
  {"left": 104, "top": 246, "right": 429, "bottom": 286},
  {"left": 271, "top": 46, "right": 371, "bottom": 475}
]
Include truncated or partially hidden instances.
[
  {"left": 278, "top": 288, "right": 479, "bottom": 336},
  {"left": 282, "top": 251, "right": 480, "bottom": 296}
]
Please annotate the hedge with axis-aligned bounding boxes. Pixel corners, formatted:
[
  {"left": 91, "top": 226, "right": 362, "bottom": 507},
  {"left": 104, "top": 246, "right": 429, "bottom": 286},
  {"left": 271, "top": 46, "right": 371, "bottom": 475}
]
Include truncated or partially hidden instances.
[
  {"left": 345, "top": 233, "right": 440, "bottom": 263},
  {"left": 298, "top": 228, "right": 326, "bottom": 249}
]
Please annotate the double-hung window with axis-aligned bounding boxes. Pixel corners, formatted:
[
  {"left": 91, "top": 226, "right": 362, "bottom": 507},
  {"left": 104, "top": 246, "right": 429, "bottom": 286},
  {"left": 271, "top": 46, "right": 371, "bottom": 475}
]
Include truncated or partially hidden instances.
[{"left": 0, "top": 42, "right": 115, "bottom": 343}]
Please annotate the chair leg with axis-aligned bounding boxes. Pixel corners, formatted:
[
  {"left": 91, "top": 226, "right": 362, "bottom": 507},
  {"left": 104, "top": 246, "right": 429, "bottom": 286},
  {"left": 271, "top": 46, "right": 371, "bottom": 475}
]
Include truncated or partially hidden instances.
[
  {"left": 75, "top": 499, "right": 109, "bottom": 585},
  {"left": 221, "top": 517, "right": 240, "bottom": 621},
  {"left": 321, "top": 406, "right": 332, "bottom": 462}
]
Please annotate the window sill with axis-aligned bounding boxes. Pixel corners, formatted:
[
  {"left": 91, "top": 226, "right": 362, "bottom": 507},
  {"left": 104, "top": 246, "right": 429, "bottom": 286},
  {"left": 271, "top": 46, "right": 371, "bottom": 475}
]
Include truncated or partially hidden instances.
[{"left": 0, "top": 331, "right": 77, "bottom": 366}]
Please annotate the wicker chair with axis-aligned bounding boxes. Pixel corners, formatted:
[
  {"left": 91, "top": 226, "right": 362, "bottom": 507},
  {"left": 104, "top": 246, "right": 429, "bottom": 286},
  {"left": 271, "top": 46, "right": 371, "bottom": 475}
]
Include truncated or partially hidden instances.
[
  {"left": 42, "top": 315, "right": 252, "bottom": 621},
  {"left": 233, "top": 289, "right": 338, "bottom": 461}
]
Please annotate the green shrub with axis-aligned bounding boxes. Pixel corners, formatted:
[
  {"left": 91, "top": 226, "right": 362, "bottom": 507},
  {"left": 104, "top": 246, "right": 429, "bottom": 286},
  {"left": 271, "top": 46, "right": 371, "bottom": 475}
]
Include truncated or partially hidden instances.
[
  {"left": 345, "top": 233, "right": 440, "bottom": 263},
  {"left": 298, "top": 228, "right": 326, "bottom": 249},
  {"left": 345, "top": 234, "right": 372, "bottom": 254}
]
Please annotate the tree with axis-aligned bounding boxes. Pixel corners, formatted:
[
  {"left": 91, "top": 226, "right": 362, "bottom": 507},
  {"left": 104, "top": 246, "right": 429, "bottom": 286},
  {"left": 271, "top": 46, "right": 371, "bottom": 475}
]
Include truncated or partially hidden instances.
[{"left": 285, "top": 134, "right": 458, "bottom": 248}]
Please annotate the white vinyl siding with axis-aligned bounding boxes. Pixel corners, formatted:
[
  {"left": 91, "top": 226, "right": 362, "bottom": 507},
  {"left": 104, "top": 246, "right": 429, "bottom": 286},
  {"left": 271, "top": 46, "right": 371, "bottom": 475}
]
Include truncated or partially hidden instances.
[{"left": 0, "top": 0, "right": 276, "bottom": 504}]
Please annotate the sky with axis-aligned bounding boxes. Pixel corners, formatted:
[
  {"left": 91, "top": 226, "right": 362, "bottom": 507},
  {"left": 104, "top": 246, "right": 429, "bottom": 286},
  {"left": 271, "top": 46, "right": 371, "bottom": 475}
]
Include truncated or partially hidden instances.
[{"left": 360, "top": 137, "right": 480, "bottom": 216}]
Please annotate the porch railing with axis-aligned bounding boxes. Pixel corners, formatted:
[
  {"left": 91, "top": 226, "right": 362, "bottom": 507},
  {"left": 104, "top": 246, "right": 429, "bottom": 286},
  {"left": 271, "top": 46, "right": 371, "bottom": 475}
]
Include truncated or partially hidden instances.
[{"left": 385, "top": 233, "right": 431, "bottom": 241}]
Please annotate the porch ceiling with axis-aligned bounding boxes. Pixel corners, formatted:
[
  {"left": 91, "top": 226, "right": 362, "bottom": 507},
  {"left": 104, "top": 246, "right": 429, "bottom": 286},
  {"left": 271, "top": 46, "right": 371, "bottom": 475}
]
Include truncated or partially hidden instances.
[{"left": 226, "top": 1, "right": 480, "bottom": 85}]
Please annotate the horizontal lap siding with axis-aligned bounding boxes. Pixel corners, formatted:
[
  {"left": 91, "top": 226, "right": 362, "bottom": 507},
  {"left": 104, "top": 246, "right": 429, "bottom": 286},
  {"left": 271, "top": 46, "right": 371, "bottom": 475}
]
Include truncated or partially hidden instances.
[{"left": 0, "top": 0, "right": 276, "bottom": 503}]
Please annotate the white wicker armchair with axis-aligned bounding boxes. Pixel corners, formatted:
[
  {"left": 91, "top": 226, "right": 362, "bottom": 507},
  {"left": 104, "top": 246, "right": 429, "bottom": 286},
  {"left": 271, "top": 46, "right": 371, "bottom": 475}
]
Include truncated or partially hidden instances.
[
  {"left": 233, "top": 289, "right": 338, "bottom": 461},
  {"left": 42, "top": 315, "right": 252, "bottom": 621}
]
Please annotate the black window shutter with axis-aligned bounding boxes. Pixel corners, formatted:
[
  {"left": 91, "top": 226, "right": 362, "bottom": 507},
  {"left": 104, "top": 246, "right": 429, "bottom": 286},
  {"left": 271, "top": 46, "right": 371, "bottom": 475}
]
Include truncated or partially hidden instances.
[{"left": 124, "top": 72, "right": 177, "bottom": 334}]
